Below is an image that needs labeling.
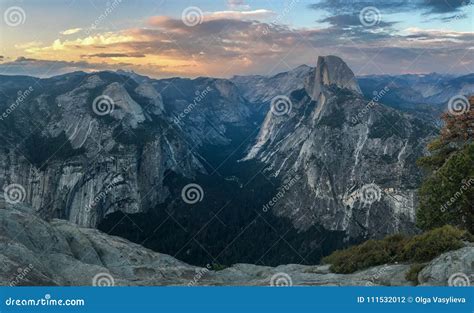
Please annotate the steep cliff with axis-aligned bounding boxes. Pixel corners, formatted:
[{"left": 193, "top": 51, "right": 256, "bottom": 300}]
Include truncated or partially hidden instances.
[{"left": 242, "top": 56, "right": 436, "bottom": 238}]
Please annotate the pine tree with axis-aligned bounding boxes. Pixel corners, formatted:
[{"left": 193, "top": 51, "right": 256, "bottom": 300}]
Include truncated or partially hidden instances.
[{"left": 416, "top": 96, "right": 474, "bottom": 233}]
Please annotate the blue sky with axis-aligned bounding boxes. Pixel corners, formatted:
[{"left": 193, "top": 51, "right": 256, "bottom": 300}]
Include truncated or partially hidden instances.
[{"left": 0, "top": 0, "right": 472, "bottom": 78}]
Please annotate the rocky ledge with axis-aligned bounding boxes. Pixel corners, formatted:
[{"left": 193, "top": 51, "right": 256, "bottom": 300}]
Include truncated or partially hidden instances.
[{"left": 0, "top": 202, "right": 472, "bottom": 286}]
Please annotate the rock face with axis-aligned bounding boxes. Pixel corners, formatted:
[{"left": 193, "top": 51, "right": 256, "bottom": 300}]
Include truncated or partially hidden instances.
[
  {"left": 231, "top": 65, "right": 312, "bottom": 105},
  {"left": 308, "top": 55, "right": 362, "bottom": 100},
  {"left": 0, "top": 72, "right": 251, "bottom": 228},
  {"left": 418, "top": 245, "right": 474, "bottom": 286},
  {"left": 1, "top": 203, "right": 471, "bottom": 286},
  {"left": 242, "top": 55, "right": 435, "bottom": 238}
]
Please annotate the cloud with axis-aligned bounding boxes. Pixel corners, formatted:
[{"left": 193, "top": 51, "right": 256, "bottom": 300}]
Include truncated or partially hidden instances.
[
  {"left": 149, "top": 9, "right": 274, "bottom": 27},
  {"left": 205, "top": 9, "right": 275, "bottom": 20},
  {"left": 422, "top": 0, "right": 467, "bottom": 14},
  {"left": 60, "top": 28, "right": 83, "bottom": 35},
  {"left": 81, "top": 53, "right": 146, "bottom": 58},
  {"left": 4, "top": 8, "right": 473, "bottom": 78},
  {"left": 310, "top": 0, "right": 470, "bottom": 16},
  {"left": 227, "top": 0, "right": 251, "bottom": 10}
]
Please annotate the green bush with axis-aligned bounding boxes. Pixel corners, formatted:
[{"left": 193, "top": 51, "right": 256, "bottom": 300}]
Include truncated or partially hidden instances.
[
  {"left": 323, "top": 225, "right": 470, "bottom": 274},
  {"left": 405, "top": 263, "right": 426, "bottom": 285},
  {"left": 401, "top": 225, "right": 466, "bottom": 262},
  {"left": 322, "top": 234, "right": 407, "bottom": 274}
]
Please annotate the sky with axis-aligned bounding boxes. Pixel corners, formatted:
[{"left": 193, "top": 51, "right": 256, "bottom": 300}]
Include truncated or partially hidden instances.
[{"left": 0, "top": 0, "right": 473, "bottom": 78}]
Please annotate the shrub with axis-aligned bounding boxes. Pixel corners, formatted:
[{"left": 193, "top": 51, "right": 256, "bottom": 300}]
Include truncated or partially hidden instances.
[
  {"left": 322, "top": 234, "right": 407, "bottom": 274},
  {"left": 401, "top": 225, "right": 466, "bottom": 262},
  {"left": 323, "top": 225, "right": 470, "bottom": 274}
]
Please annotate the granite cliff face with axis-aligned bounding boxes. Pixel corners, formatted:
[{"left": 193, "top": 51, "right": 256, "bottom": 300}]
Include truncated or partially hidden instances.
[
  {"left": 0, "top": 72, "right": 250, "bottom": 228},
  {"left": 0, "top": 56, "right": 439, "bottom": 266},
  {"left": 242, "top": 56, "right": 435, "bottom": 238}
]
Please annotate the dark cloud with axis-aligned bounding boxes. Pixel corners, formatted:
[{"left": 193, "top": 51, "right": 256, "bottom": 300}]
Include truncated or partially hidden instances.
[
  {"left": 310, "top": 0, "right": 469, "bottom": 15},
  {"left": 424, "top": 0, "right": 467, "bottom": 13}
]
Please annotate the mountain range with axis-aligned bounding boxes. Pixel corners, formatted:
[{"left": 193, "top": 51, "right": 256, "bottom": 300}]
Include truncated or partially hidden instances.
[{"left": 0, "top": 55, "right": 471, "bottom": 268}]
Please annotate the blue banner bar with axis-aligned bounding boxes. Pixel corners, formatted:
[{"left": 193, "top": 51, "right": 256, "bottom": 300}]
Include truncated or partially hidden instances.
[{"left": 0, "top": 287, "right": 471, "bottom": 313}]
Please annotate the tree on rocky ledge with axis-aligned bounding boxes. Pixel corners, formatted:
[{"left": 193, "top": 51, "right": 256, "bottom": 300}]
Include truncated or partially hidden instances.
[{"left": 416, "top": 96, "right": 474, "bottom": 233}]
